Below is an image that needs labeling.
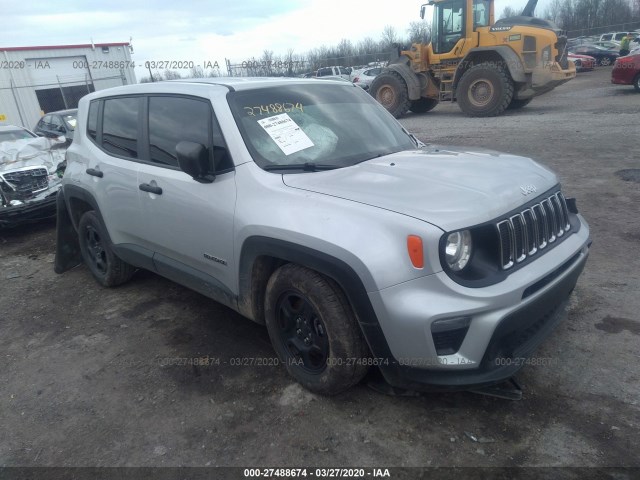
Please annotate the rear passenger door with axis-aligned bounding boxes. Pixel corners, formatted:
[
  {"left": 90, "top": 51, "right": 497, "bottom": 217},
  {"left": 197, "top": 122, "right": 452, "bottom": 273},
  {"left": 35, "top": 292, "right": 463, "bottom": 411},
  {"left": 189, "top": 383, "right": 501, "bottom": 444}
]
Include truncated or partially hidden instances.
[
  {"left": 136, "top": 95, "right": 237, "bottom": 301},
  {"left": 83, "top": 97, "right": 147, "bottom": 249}
]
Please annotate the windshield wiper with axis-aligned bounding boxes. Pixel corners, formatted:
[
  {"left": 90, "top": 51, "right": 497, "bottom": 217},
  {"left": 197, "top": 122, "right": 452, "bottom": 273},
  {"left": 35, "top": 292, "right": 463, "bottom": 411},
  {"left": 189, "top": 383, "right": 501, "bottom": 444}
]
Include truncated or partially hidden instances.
[{"left": 263, "top": 162, "right": 341, "bottom": 172}]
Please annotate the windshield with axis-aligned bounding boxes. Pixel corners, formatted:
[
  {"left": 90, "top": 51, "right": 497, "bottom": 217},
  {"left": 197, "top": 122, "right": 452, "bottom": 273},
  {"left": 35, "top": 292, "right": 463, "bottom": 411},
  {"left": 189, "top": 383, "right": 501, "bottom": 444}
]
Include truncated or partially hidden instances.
[
  {"left": 227, "top": 84, "right": 416, "bottom": 171},
  {"left": 0, "top": 129, "right": 37, "bottom": 142},
  {"left": 62, "top": 114, "right": 77, "bottom": 131}
]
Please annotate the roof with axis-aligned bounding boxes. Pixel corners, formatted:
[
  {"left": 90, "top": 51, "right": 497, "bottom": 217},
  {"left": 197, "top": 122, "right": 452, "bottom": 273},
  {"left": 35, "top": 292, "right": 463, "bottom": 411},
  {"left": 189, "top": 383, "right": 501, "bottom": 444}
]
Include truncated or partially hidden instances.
[
  {"left": 0, "top": 42, "right": 129, "bottom": 52},
  {"left": 46, "top": 109, "right": 78, "bottom": 116},
  {"left": 169, "top": 76, "right": 356, "bottom": 91},
  {"left": 84, "top": 77, "right": 357, "bottom": 99}
]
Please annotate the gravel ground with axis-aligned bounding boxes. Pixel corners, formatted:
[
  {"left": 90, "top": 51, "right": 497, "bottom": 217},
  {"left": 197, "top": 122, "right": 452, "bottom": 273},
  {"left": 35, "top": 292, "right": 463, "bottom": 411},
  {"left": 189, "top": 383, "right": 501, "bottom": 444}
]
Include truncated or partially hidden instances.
[{"left": 1, "top": 67, "right": 638, "bottom": 471}]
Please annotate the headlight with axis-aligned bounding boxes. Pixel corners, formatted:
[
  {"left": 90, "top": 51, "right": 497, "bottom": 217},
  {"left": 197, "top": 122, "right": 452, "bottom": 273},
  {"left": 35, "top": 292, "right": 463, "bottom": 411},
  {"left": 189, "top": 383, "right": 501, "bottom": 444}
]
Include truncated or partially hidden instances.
[{"left": 445, "top": 230, "right": 472, "bottom": 271}]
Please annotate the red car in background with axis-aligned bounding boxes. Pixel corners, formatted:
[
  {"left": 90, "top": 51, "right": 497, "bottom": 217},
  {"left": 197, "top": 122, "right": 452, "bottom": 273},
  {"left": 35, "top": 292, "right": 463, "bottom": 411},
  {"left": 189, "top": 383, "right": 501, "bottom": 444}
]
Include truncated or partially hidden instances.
[
  {"left": 568, "top": 53, "right": 596, "bottom": 71},
  {"left": 611, "top": 53, "right": 640, "bottom": 92}
]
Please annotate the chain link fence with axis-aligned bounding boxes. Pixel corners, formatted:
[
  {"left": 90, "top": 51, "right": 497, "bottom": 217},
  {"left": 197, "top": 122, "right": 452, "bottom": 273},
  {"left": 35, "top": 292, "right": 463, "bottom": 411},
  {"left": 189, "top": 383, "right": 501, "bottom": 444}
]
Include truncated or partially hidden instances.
[
  {"left": 224, "top": 52, "right": 395, "bottom": 78},
  {"left": 567, "top": 21, "right": 640, "bottom": 38}
]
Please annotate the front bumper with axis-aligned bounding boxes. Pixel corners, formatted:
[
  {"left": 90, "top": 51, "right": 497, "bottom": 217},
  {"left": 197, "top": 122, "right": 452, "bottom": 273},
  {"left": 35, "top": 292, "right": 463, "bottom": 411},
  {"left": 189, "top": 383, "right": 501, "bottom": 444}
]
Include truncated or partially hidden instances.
[
  {"left": 611, "top": 70, "right": 633, "bottom": 85},
  {"left": 516, "top": 62, "right": 576, "bottom": 99},
  {"left": 363, "top": 215, "right": 590, "bottom": 391},
  {"left": 0, "top": 193, "right": 58, "bottom": 227}
]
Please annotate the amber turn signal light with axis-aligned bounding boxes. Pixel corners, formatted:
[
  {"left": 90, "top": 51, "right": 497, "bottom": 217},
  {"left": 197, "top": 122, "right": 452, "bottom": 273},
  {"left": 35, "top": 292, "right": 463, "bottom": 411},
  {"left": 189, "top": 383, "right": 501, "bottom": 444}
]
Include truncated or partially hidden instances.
[{"left": 407, "top": 235, "right": 424, "bottom": 268}]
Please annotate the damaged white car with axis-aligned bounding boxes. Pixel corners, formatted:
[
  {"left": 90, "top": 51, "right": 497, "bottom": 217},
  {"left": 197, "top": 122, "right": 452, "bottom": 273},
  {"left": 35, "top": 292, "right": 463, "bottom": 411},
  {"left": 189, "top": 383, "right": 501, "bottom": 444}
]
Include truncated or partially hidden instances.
[{"left": 0, "top": 125, "right": 66, "bottom": 227}]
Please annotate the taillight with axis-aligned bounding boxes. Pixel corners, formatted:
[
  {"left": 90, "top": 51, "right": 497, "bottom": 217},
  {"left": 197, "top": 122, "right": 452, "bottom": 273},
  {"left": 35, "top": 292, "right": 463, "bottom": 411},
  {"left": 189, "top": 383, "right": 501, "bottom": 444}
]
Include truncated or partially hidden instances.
[{"left": 353, "top": 76, "right": 360, "bottom": 83}]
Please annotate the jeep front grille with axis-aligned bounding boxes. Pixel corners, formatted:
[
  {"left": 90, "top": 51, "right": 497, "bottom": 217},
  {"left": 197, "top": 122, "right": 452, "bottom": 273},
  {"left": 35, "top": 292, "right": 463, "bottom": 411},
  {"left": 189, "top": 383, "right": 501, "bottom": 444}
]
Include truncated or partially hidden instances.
[
  {"left": 0, "top": 167, "right": 49, "bottom": 196},
  {"left": 497, "top": 192, "right": 571, "bottom": 270}
]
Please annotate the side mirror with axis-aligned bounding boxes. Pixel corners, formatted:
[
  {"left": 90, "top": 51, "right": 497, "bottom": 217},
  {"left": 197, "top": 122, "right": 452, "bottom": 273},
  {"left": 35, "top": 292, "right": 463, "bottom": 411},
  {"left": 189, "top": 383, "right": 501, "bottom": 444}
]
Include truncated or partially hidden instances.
[{"left": 176, "top": 141, "right": 214, "bottom": 183}]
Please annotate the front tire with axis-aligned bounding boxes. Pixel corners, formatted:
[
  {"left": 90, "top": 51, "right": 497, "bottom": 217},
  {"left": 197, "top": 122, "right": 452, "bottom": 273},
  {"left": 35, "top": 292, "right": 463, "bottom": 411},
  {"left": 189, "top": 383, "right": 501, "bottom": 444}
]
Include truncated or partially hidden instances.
[
  {"left": 634, "top": 74, "right": 640, "bottom": 92},
  {"left": 369, "top": 71, "right": 411, "bottom": 118},
  {"left": 456, "top": 62, "right": 514, "bottom": 117},
  {"left": 264, "top": 264, "right": 369, "bottom": 395},
  {"left": 409, "top": 97, "right": 439, "bottom": 114},
  {"left": 78, "top": 211, "right": 135, "bottom": 287}
]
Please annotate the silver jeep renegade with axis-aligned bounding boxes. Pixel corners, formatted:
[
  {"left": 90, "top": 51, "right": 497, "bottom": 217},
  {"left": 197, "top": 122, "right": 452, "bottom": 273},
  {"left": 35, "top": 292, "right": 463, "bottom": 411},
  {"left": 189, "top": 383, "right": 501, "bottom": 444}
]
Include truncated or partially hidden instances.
[{"left": 55, "top": 78, "right": 590, "bottom": 395}]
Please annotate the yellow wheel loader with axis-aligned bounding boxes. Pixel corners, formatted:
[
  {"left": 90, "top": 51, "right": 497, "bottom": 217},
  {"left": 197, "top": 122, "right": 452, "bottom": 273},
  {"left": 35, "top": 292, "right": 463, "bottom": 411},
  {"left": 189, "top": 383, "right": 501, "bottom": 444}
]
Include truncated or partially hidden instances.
[{"left": 370, "top": 0, "right": 575, "bottom": 117}]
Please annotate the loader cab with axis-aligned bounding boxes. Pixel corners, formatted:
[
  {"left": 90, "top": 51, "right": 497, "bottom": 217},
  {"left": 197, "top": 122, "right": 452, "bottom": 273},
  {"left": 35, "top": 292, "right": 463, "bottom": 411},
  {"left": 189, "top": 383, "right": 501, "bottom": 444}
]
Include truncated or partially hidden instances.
[{"left": 422, "top": 0, "right": 493, "bottom": 55}]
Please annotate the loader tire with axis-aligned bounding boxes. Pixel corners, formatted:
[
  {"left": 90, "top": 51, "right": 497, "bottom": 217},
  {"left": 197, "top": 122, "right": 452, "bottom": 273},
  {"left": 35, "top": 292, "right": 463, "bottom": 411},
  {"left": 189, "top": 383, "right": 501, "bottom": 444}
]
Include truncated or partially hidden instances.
[
  {"left": 507, "top": 98, "right": 532, "bottom": 110},
  {"left": 410, "top": 97, "right": 439, "bottom": 114},
  {"left": 370, "top": 71, "right": 411, "bottom": 118},
  {"left": 457, "top": 62, "right": 514, "bottom": 117}
]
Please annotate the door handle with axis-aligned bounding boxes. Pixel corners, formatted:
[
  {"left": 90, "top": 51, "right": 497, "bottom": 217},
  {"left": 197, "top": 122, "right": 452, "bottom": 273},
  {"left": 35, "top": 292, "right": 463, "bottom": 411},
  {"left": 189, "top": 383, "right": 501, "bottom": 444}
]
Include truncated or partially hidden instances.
[
  {"left": 86, "top": 168, "right": 103, "bottom": 178},
  {"left": 139, "top": 183, "right": 163, "bottom": 195}
]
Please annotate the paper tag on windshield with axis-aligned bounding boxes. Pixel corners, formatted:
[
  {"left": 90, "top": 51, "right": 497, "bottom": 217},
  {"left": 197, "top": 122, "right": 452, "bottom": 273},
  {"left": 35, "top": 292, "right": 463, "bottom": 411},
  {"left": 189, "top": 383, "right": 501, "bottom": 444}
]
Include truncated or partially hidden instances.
[{"left": 257, "top": 113, "right": 314, "bottom": 156}]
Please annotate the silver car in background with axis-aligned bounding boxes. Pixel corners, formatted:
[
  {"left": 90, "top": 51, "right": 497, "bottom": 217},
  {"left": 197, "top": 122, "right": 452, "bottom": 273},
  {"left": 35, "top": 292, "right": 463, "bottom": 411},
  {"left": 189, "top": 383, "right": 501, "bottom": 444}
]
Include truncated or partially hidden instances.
[{"left": 352, "top": 67, "right": 382, "bottom": 90}]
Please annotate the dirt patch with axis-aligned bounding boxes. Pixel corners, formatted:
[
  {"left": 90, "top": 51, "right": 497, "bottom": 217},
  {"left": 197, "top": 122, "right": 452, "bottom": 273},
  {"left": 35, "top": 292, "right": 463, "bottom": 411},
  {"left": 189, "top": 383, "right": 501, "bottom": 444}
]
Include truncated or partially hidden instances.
[
  {"left": 1, "top": 67, "right": 638, "bottom": 468},
  {"left": 615, "top": 169, "right": 640, "bottom": 183}
]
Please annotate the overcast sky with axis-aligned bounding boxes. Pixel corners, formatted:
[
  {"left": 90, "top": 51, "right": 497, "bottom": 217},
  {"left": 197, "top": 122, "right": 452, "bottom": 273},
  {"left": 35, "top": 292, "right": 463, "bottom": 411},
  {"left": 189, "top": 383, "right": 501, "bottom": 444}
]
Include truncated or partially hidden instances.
[{"left": 4, "top": 0, "right": 537, "bottom": 78}]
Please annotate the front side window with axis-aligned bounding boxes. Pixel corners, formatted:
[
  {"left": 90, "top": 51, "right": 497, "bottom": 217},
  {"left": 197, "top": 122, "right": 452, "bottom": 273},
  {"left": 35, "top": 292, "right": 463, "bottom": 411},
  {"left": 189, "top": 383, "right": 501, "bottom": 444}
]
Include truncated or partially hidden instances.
[
  {"left": 148, "top": 96, "right": 211, "bottom": 168},
  {"left": 227, "top": 84, "right": 416, "bottom": 171},
  {"left": 432, "top": 0, "right": 465, "bottom": 54},
  {"left": 102, "top": 97, "right": 139, "bottom": 158}
]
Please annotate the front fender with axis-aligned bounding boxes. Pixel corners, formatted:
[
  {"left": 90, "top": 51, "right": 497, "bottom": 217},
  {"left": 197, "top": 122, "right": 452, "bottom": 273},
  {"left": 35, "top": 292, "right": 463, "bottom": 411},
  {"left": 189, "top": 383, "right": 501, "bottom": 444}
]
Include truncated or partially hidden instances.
[{"left": 387, "top": 56, "right": 424, "bottom": 100}]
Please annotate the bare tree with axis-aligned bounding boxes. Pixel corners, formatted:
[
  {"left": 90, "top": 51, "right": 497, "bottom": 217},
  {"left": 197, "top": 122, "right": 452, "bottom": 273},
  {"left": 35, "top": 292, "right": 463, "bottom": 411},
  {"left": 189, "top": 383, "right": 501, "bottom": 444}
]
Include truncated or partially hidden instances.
[
  {"left": 543, "top": 0, "right": 563, "bottom": 23},
  {"left": 189, "top": 66, "right": 205, "bottom": 78},
  {"left": 499, "top": 6, "right": 519, "bottom": 18},
  {"left": 407, "top": 20, "right": 431, "bottom": 43},
  {"left": 380, "top": 25, "right": 398, "bottom": 49},
  {"left": 260, "top": 50, "right": 274, "bottom": 76},
  {"left": 163, "top": 69, "right": 182, "bottom": 80}
]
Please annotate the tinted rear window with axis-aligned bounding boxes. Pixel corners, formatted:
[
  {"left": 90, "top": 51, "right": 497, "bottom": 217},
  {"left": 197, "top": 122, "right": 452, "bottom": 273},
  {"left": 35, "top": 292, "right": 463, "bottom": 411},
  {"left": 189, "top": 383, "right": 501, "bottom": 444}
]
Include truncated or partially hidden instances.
[{"left": 102, "top": 97, "right": 139, "bottom": 158}]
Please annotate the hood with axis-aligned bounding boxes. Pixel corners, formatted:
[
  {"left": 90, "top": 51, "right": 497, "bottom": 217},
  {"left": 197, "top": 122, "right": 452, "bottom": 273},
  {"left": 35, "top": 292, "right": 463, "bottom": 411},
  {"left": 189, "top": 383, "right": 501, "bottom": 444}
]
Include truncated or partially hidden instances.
[
  {"left": 282, "top": 146, "right": 558, "bottom": 231},
  {"left": 0, "top": 136, "right": 66, "bottom": 173}
]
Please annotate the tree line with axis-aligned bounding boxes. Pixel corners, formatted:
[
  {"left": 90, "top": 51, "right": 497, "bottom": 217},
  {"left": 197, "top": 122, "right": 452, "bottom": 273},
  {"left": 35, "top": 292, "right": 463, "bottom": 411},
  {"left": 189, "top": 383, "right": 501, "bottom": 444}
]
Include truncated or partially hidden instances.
[
  {"left": 501, "top": 0, "right": 640, "bottom": 35},
  {"left": 141, "top": 0, "right": 640, "bottom": 82},
  {"left": 140, "top": 21, "right": 431, "bottom": 81}
]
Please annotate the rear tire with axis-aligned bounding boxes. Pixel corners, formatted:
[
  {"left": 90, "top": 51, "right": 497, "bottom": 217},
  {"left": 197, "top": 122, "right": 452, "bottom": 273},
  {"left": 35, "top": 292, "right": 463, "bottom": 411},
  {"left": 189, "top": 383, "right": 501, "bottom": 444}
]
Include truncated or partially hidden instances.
[
  {"left": 599, "top": 56, "right": 612, "bottom": 66},
  {"left": 264, "top": 264, "right": 370, "bottom": 395},
  {"left": 507, "top": 97, "right": 532, "bottom": 110},
  {"left": 369, "top": 71, "right": 411, "bottom": 118},
  {"left": 456, "top": 62, "right": 514, "bottom": 117},
  {"left": 634, "top": 74, "right": 640, "bottom": 92},
  {"left": 78, "top": 211, "right": 135, "bottom": 287},
  {"left": 409, "top": 97, "right": 439, "bottom": 114}
]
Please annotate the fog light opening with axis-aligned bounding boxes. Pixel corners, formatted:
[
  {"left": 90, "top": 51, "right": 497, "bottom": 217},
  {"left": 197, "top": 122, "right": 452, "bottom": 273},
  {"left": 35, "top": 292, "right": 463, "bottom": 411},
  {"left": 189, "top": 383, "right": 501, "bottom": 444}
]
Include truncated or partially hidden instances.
[{"left": 431, "top": 316, "right": 471, "bottom": 356}]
